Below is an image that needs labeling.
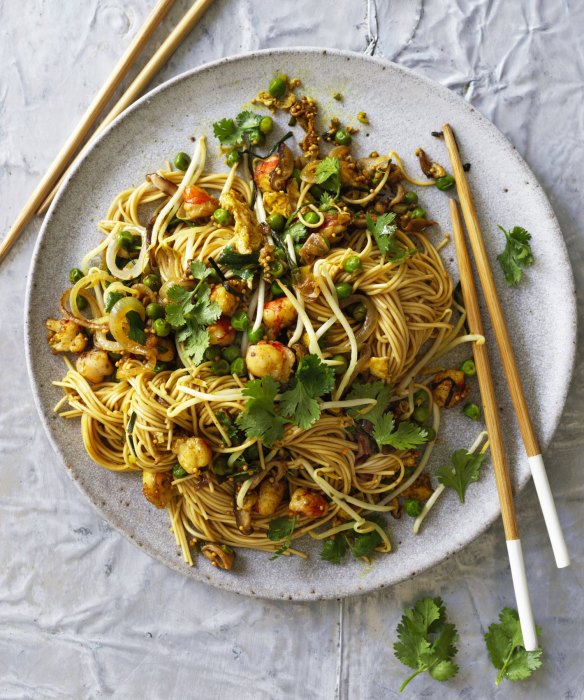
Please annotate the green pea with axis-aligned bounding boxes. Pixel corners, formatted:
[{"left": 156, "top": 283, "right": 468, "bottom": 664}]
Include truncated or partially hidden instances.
[
  {"left": 460, "top": 359, "right": 477, "bottom": 376},
  {"left": 304, "top": 211, "right": 321, "bottom": 225},
  {"left": 271, "top": 281, "right": 285, "bottom": 298},
  {"left": 247, "top": 326, "right": 265, "bottom": 343},
  {"left": 204, "top": 346, "right": 221, "bottom": 362},
  {"left": 404, "top": 499, "right": 423, "bottom": 517},
  {"left": 413, "top": 389, "right": 427, "bottom": 405},
  {"left": 248, "top": 128, "right": 265, "bottom": 146},
  {"left": 412, "top": 405, "right": 430, "bottom": 423},
  {"left": 69, "top": 267, "right": 84, "bottom": 284},
  {"left": 331, "top": 354, "right": 348, "bottom": 376},
  {"left": 222, "top": 345, "right": 241, "bottom": 363},
  {"left": 268, "top": 74, "right": 288, "bottom": 98},
  {"left": 230, "top": 357, "right": 246, "bottom": 376},
  {"left": 153, "top": 361, "right": 167, "bottom": 373},
  {"left": 334, "top": 129, "right": 352, "bottom": 146},
  {"left": 76, "top": 295, "right": 88, "bottom": 311},
  {"left": 269, "top": 260, "right": 286, "bottom": 278},
  {"left": 435, "top": 175, "right": 455, "bottom": 191},
  {"left": 117, "top": 230, "right": 135, "bottom": 249},
  {"left": 259, "top": 116, "right": 273, "bottom": 134},
  {"left": 211, "top": 359, "right": 230, "bottom": 376},
  {"left": 152, "top": 318, "right": 170, "bottom": 337},
  {"left": 173, "top": 463, "right": 188, "bottom": 479},
  {"left": 404, "top": 191, "right": 418, "bottom": 205},
  {"left": 174, "top": 151, "right": 191, "bottom": 171},
  {"left": 335, "top": 282, "right": 353, "bottom": 300},
  {"left": 343, "top": 255, "right": 362, "bottom": 273},
  {"left": 142, "top": 274, "right": 161, "bottom": 291},
  {"left": 268, "top": 213, "right": 286, "bottom": 232},
  {"left": 226, "top": 149, "right": 241, "bottom": 167},
  {"left": 231, "top": 311, "right": 250, "bottom": 331},
  {"left": 213, "top": 208, "right": 232, "bottom": 226},
  {"left": 105, "top": 291, "right": 124, "bottom": 312},
  {"left": 146, "top": 302, "right": 165, "bottom": 320},
  {"left": 463, "top": 403, "right": 481, "bottom": 420},
  {"left": 411, "top": 207, "right": 427, "bottom": 219},
  {"left": 425, "top": 427, "right": 437, "bottom": 442},
  {"left": 392, "top": 203, "right": 410, "bottom": 214},
  {"left": 349, "top": 302, "right": 367, "bottom": 322}
]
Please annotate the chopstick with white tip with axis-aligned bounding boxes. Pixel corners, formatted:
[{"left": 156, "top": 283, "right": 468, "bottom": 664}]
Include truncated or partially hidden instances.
[
  {"left": 450, "top": 198, "right": 538, "bottom": 651},
  {"left": 443, "top": 123, "right": 570, "bottom": 570},
  {"left": 0, "top": 0, "right": 175, "bottom": 265}
]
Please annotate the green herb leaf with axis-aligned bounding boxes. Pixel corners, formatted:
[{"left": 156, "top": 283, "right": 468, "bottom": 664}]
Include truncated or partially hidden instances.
[
  {"left": 126, "top": 310, "right": 146, "bottom": 345},
  {"left": 236, "top": 376, "right": 288, "bottom": 446},
  {"left": 280, "top": 354, "right": 336, "bottom": 430},
  {"left": 436, "top": 449, "right": 486, "bottom": 503},
  {"left": 349, "top": 519, "right": 383, "bottom": 558},
  {"left": 190, "top": 259, "right": 212, "bottom": 280},
  {"left": 394, "top": 597, "right": 459, "bottom": 691},
  {"left": 366, "top": 212, "right": 415, "bottom": 262},
  {"left": 496, "top": 225, "right": 534, "bottom": 286},
  {"left": 374, "top": 416, "right": 428, "bottom": 451},
  {"left": 235, "top": 110, "right": 262, "bottom": 130},
  {"left": 346, "top": 381, "right": 393, "bottom": 425},
  {"left": 485, "top": 608, "right": 543, "bottom": 685},
  {"left": 213, "top": 111, "right": 264, "bottom": 148},
  {"left": 215, "top": 411, "right": 239, "bottom": 443},
  {"left": 284, "top": 221, "right": 308, "bottom": 242},
  {"left": 319, "top": 192, "right": 336, "bottom": 211},
  {"left": 320, "top": 534, "right": 348, "bottom": 564},
  {"left": 267, "top": 515, "right": 296, "bottom": 559},
  {"left": 315, "top": 157, "right": 341, "bottom": 194},
  {"left": 105, "top": 290, "right": 124, "bottom": 312},
  {"left": 217, "top": 246, "right": 261, "bottom": 280}
]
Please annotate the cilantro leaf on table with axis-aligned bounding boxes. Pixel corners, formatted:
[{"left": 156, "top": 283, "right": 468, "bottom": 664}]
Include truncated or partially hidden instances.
[
  {"left": 436, "top": 449, "right": 486, "bottom": 503},
  {"left": 394, "top": 597, "right": 459, "bottom": 691},
  {"left": 213, "top": 111, "right": 263, "bottom": 148},
  {"left": 497, "top": 225, "right": 534, "bottom": 286},
  {"left": 126, "top": 310, "right": 146, "bottom": 345},
  {"left": 236, "top": 376, "right": 289, "bottom": 446},
  {"left": 280, "top": 355, "right": 335, "bottom": 430},
  {"left": 366, "top": 212, "right": 415, "bottom": 262},
  {"left": 164, "top": 275, "right": 221, "bottom": 366},
  {"left": 373, "top": 413, "right": 428, "bottom": 451},
  {"left": 267, "top": 515, "right": 296, "bottom": 559},
  {"left": 485, "top": 608, "right": 543, "bottom": 685},
  {"left": 320, "top": 534, "right": 348, "bottom": 564},
  {"left": 315, "top": 157, "right": 341, "bottom": 194}
]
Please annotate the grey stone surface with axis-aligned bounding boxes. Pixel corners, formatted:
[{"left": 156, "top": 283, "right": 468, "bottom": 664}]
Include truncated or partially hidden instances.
[{"left": 1, "top": 1, "right": 583, "bottom": 698}]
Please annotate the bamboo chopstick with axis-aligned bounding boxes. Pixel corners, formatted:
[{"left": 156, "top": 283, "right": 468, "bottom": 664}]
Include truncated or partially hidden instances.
[
  {"left": 0, "top": 0, "right": 175, "bottom": 265},
  {"left": 36, "top": 0, "right": 216, "bottom": 217},
  {"left": 443, "top": 123, "right": 570, "bottom": 569},
  {"left": 450, "top": 199, "right": 537, "bottom": 651}
]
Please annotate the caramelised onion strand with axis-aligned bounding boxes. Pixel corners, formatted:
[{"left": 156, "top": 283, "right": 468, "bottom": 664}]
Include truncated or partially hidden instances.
[
  {"left": 60, "top": 290, "right": 108, "bottom": 330},
  {"left": 109, "top": 297, "right": 149, "bottom": 356},
  {"left": 325, "top": 294, "right": 378, "bottom": 353}
]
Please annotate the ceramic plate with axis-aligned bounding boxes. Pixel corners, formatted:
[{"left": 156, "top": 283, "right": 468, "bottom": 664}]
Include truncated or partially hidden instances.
[{"left": 25, "top": 49, "right": 576, "bottom": 600}]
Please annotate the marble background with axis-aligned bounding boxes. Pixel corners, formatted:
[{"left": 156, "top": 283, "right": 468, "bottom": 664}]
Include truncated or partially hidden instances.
[{"left": 1, "top": 1, "right": 583, "bottom": 698}]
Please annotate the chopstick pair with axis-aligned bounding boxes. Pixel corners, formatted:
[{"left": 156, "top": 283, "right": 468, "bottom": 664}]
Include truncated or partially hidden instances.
[
  {"left": 0, "top": 0, "right": 216, "bottom": 265},
  {"left": 445, "top": 124, "right": 570, "bottom": 650}
]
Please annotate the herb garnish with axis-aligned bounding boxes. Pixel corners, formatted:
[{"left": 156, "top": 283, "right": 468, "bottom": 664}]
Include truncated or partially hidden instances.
[
  {"left": 280, "top": 355, "right": 335, "bottom": 430},
  {"left": 394, "top": 597, "right": 459, "bottom": 691},
  {"left": 485, "top": 608, "right": 543, "bottom": 685},
  {"left": 315, "top": 157, "right": 341, "bottom": 195},
  {"left": 267, "top": 515, "right": 296, "bottom": 559},
  {"left": 213, "top": 111, "right": 263, "bottom": 148},
  {"left": 320, "top": 515, "right": 387, "bottom": 564},
  {"left": 436, "top": 449, "right": 486, "bottom": 503},
  {"left": 216, "top": 246, "right": 261, "bottom": 280},
  {"left": 497, "top": 225, "right": 534, "bottom": 286},
  {"left": 366, "top": 212, "right": 415, "bottom": 262}
]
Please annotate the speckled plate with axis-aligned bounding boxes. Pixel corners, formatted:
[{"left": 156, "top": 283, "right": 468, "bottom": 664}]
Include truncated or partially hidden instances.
[{"left": 25, "top": 48, "right": 576, "bottom": 600}]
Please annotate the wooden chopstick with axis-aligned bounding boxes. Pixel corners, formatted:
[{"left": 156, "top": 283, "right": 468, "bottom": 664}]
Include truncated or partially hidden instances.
[
  {"left": 36, "top": 0, "right": 216, "bottom": 217},
  {"left": 0, "top": 0, "right": 175, "bottom": 265},
  {"left": 443, "top": 123, "right": 570, "bottom": 569},
  {"left": 450, "top": 199, "right": 537, "bottom": 651}
]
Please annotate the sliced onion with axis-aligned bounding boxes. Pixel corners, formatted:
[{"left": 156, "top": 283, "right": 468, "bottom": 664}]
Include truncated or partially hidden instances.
[
  {"left": 146, "top": 172, "right": 178, "bottom": 196},
  {"left": 109, "top": 297, "right": 149, "bottom": 355},
  {"left": 94, "top": 330, "right": 125, "bottom": 353},
  {"left": 299, "top": 160, "right": 319, "bottom": 184},
  {"left": 59, "top": 290, "right": 108, "bottom": 330},
  {"left": 105, "top": 225, "right": 147, "bottom": 281},
  {"left": 326, "top": 294, "right": 378, "bottom": 353}
]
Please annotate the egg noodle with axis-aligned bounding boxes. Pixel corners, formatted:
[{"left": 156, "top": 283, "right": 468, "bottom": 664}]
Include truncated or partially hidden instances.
[{"left": 48, "top": 78, "right": 481, "bottom": 570}]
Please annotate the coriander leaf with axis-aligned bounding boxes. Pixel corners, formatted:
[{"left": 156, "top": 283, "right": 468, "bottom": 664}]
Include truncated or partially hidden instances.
[
  {"left": 319, "top": 192, "right": 335, "bottom": 211},
  {"left": 436, "top": 449, "right": 486, "bottom": 503},
  {"left": 236, "top": 377, "right": 288, "bottom": 446},
  {"left": 213, "top": 118, "right": 240, "bottom": 146},
  {"left": 346, "top": 381, "right": 393, "bottom": 425},
  {"left": 315, "top": 157, "right": 341, "bottom": 193},
  {"left": 280, "top": 354, "right": 335, "bottom": 430},
  {"left": 165, "top": 302, "right": 187, "bottom": 328},
  {"left": 184, "top": 285, "right": 221, "bottom": 326},
  {"left": 215, "top": 411, "right": 239, "bottom": 443},
  {"left": 394, "top": 597, "right": 459, "bottom": 692},
  {"left": 177, "top": 323, "right": 210, "bottom": 366},
  {"left": 217, "top": 246, "right": 260, "bottom": 280},
  {"left": 497, "top": 225, "right": 534, "bottom": 286},
  {"left": 320, "top": 534, "right": 348, "bottom": 564},
  {"left": 349, "top": 521, "right": 383, "bottom": 558},
  {"left": 126, "top": 310, "right": 146, "bottom": 345},
  {"left": 485, "top": 608, "right": 543, "bottom": 686},
  {"left": 366, "top": 212, "right": 416, "bottom": 262},
  {"left": 267, "top": 515, "right": 296, "bottom": 560},
  {"left": 374, "top": 418, "right": 428, "bottom": 451},
  {"left": 284, "top": 221, "right": 308, "bottom": 242},
  {"left": 190, "top": 259, "right": 212, "bottom": 280},
  {"left": 236, "top": 110, "right": 262, "bottom": 129}
]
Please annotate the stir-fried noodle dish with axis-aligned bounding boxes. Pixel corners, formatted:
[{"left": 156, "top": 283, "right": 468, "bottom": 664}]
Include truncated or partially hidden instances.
[{"left": 47, "top": 74, "right": 483, "bottom": 571}]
